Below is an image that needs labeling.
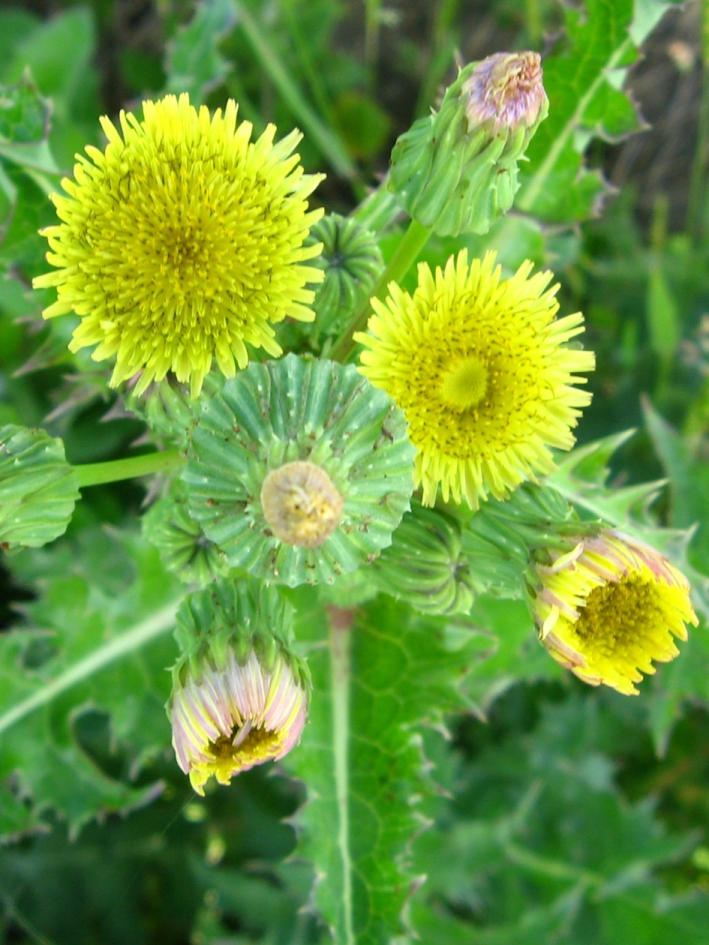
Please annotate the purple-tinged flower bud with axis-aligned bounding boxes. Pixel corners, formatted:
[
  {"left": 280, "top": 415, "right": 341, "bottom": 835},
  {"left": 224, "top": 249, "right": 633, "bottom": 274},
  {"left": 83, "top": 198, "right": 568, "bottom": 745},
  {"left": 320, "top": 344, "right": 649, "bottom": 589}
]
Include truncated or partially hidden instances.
[
  {"left": 530, "top": 529, "right": 697, "bottom": 695},
  {"left": 388, "top": 50, "right": 548, "bottom": 237},
  {"left": 170, "top": 648, "right": 308, "bottom": 794}
]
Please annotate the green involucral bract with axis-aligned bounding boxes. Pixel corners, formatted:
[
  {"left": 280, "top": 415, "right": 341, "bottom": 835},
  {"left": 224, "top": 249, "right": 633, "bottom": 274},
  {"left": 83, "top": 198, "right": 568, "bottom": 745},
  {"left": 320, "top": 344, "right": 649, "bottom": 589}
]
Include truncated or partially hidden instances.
[
  {"left": 0, "top": 424, "right": 80, "bottom": 550},
  {"left": 305, "top": 212, "right": 384, "bottom": 338},
  {"left": 183, "top": 354, "right": 415, "bottom": 587},
  {"left": 372, "top": 501, "right": 475, "bottom": 615}
]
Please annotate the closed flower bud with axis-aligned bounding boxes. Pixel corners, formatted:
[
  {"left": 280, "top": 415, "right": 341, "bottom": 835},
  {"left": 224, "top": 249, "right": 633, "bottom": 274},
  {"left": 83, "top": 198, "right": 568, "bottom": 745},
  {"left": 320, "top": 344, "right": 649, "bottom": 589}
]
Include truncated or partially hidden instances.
[
  {"left": 373, "top": 502, "right": 474, "bottom": 615},
  {"left": 388, "top": 51, "right": 548, "bottom": 236},
  {"left": 531, "top": 529, "right": 698, "bottom": 695},
  {"left": 306, "top": 213, "right": 383, "bottom": 339},
  {"left": 168, "top": 579, "right": 310, "bottom": 793}
]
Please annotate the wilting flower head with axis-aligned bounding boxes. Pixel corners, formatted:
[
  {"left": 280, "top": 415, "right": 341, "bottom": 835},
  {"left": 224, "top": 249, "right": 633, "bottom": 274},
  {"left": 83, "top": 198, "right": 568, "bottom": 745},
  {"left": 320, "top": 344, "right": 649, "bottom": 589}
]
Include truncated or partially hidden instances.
[
  {"left": 33, "top": 94, "right": 324, "bottom": 397},
  {"left": 355, "top": 250, "right": 595, "bottom": 508},
  {"left": 168, "top": 580, "right": 310, "bottom": 793},
  {"left": 532, "top": 529, "right": 698, "bottom": 695},
  {"left": 183, "top": 354, "right": 415, "bottom": 587},
  {"left": 464, "top": 51, "right": 547, "bottom": 132}
]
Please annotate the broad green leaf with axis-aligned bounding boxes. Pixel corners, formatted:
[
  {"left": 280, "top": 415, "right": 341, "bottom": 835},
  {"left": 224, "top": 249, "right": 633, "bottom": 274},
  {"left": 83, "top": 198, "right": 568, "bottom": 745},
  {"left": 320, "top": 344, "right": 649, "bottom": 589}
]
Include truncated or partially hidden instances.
[
  {"left": 0, "top": 424, "right": 79, "bottom": 549},
  {"left": 463, "top": 595, "right": 560, "bottom": 712},
  {"left": 0, "top": 73, "right": 51, "bottom": 144},
  {"left": 517, "top": 0, "right": 676, "bottom": 223},
  {"left": 0, "top": 527, "right": 185, "bottom": 839},
  {"left": 1, "top": 8, "right": 95, "bottom": 120},
  {"left": 283, "top": 591, "right": 482, "bottom": 944}
]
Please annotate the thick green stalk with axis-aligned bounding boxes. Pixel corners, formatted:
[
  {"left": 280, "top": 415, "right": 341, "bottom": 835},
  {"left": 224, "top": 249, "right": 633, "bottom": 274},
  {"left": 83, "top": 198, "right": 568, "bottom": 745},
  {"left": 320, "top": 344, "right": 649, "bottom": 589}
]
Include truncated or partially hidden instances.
[
  {"left": 330, "top": 217, "right": 432, "bottom": 362},
  {"left": 74, "top": 448, "right": 184, "bottom": 488}
]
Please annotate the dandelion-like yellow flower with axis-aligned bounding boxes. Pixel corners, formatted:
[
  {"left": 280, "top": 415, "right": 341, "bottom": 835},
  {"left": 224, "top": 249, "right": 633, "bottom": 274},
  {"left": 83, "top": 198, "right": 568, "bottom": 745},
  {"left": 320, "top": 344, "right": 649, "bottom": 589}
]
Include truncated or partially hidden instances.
[
  {"left": 532, "top": 530, "right": 698, "bottom": 695},
  {"left": 33, "top": 94, "right": 325, "bottom": 396},
  {"left": 355, "top": 250, "right": 595, "bottom": 507}
]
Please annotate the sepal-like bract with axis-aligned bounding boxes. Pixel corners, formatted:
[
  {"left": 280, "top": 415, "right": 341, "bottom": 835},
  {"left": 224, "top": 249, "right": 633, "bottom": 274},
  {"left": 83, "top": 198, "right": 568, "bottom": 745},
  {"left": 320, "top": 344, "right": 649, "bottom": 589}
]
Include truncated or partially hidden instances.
[
  {"left": 0, "top": 424, "right": 80, "bottom": 550},
  {"left": 373, "top": 502, "right": 474, "bottom": 615},
  {"left": 389, "top": 52, "right": 548, "bottom": 236}
]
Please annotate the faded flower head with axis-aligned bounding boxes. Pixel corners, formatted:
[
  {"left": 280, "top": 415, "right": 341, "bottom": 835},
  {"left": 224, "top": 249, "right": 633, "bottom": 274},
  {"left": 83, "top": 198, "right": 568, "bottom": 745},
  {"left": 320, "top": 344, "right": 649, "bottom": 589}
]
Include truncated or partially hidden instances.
[
  {"left": 355, "top": 250, "right": 595, "bottom": 508},
  {"left": 464, "top": 51, "right": 547, "bottom": 132},
  {"left": 532, "top": 530, "right": 698, "bottom": 695},
  {"left": 183, "top": 354, "right": 415, "bottom": 587},
  {"left": 33, "top": 94, "right": 324, "bottom": 397},
  {"left": 261, "top": 460, "right": 344, "bottom": 549}
]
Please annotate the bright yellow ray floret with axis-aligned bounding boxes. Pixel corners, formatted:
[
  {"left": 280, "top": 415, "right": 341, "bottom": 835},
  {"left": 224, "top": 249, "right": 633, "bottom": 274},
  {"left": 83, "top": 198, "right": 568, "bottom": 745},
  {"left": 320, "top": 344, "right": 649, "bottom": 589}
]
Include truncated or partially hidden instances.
[
  {"left": 532, "top": 530, "right": 698, "bottom": 695},
  {"left": 355, "top": 250, "right": 595, "bottom": 508},
  {"left": 33, "top": 94, "right": 325, "bottom": 396}
]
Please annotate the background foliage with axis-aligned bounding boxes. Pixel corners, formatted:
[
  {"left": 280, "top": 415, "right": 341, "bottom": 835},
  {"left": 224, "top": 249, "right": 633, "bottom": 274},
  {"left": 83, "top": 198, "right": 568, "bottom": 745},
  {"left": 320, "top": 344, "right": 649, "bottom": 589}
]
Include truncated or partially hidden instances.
[{"left": 1, "top": 0, "right": 709, "bottom": 943}]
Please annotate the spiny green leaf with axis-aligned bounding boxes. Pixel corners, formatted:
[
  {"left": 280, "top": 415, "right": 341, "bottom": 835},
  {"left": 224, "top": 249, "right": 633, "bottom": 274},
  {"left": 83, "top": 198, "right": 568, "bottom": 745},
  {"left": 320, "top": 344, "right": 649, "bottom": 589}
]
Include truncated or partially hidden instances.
[
  {"left": 0, "top": 527, "right": 185, "bottom": 840},
  {"left": 409, "top": 694, "right": 703, "bottom": 945},
  {"left": 517, "top": 0, "right": 674, "bottom": 223},
  {"left": 282, "top": 590, "right": 482, "bottom": 944}
]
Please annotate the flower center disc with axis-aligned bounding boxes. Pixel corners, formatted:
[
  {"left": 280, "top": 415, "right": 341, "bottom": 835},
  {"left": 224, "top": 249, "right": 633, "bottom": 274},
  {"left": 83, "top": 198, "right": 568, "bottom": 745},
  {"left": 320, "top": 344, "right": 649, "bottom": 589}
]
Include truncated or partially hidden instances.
[
  {"left": 261, "top": 460, "right": 344, "bottom": 548},
  {"left": 575, "top": 575, "right": 666, "bottom": 660},
  {"left": 439, "top": 356, "right": 489, "bottom": 412},
  {"left": 207, "top": 724, "right": 281, "bottom": 780}
]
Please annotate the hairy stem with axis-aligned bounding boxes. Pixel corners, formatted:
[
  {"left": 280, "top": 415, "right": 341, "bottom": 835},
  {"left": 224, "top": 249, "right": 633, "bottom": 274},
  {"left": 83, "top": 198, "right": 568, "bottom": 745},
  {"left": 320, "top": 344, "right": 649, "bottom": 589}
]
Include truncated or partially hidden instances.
[
  {"left": 330, "top": 217, "right": 432, "bottom": 362},
  {"left": 74, "top": 448, "right": 184, "bottom": 488}
]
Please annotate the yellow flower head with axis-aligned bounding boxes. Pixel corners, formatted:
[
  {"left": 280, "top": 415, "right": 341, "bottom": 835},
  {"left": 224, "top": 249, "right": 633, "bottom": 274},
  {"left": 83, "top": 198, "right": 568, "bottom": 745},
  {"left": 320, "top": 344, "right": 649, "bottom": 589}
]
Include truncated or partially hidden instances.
[
  {"left": 33, "top": 94, "right": 325, "bottom": 396},
  {"left": 532, "top": 529, "right": 698, "bottom": 695},
  {"left": 355, "top": 250, "right": 595, "bottom": 507}
]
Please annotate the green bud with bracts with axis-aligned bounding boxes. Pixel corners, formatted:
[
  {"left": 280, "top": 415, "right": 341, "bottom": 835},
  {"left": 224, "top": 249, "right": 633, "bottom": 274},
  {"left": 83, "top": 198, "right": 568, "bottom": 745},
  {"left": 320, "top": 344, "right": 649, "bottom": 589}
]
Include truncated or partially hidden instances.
[
  {"left": 373, "top": 502, "right": 474, "bottom": 615},
  {"left": 389, "top": 51, "right": 548, "bottom": 236}
]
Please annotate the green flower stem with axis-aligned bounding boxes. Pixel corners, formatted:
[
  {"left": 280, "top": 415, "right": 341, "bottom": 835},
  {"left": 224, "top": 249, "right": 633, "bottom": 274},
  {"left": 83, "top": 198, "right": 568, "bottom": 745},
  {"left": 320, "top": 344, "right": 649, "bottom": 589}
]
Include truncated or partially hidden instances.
[
  {"left": 74, "top": 449, "right": 184, "bottom": 488},
  {"left": 330, "top": 217, "right": 432, "bottom": 362}
]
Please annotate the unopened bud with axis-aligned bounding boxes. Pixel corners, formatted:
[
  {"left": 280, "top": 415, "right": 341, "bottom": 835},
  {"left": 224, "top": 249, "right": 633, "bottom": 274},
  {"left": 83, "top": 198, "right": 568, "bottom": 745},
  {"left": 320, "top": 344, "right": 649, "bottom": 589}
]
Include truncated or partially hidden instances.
[{"left": 389, "top": 51, "right": 548, "bottom": 236}]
